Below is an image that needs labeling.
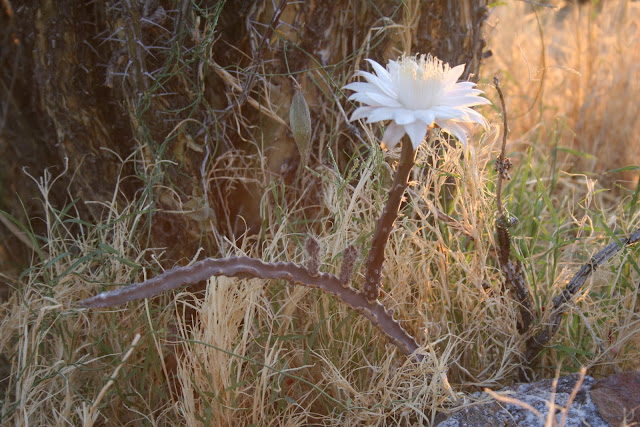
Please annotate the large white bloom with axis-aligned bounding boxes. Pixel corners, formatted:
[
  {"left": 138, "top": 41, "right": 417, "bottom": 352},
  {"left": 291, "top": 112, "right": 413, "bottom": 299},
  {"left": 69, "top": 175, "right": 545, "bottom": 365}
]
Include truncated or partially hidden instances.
[{"left": 344, "top": 54, "right": 491, "bottom": 149}]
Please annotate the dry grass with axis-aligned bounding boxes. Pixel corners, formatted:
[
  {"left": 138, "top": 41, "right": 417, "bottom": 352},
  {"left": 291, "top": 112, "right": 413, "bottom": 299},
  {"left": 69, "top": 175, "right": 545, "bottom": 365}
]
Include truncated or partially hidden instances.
[
  {"left": 485, "top": 0, "right": 640, "bottom": 190},
  {"left": 1, "top": 0, "right": 640, "bottom": 425}
]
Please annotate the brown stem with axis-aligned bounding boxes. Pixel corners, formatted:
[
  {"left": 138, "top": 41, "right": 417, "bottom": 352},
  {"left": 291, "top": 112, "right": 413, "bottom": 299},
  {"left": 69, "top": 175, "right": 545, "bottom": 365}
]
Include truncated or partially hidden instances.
[
  {"left": 123, "top": 0, "right": 148, "bottom": 94},
  {"left": 363, "top": 137, "right": 417, "bottom": 303},
  {"left": 493, "top": 77, "right": 533, "bottom": 338},
  {"left": 79, "top": 256, "right": 422, "bottom": 357},
  {"left": 494, "top": 76, "right": 508, "bottom": 216}
]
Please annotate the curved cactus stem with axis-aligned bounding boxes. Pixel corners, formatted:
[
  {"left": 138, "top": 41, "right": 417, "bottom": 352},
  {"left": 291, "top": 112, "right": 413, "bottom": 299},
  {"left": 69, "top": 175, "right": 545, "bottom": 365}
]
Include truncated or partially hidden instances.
[{"left": 79, "top": 256, "right": 422, "bottom": 358}]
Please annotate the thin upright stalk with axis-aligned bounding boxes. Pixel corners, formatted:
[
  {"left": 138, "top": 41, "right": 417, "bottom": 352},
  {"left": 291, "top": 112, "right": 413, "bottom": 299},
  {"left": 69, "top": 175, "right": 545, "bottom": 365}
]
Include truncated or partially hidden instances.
[
  {"left": 493, "top": 76, "right": 509, "bottom": 216},
  {"left": 363, "top": 135, "right": 419, "bottom": 303}
]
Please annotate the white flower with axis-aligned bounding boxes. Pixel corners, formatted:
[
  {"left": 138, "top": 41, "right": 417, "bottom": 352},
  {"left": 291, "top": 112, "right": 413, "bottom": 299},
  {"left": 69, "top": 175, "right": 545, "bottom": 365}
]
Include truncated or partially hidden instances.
[{"left": 344, "top": 54, "right": 491, "bottom": 149}]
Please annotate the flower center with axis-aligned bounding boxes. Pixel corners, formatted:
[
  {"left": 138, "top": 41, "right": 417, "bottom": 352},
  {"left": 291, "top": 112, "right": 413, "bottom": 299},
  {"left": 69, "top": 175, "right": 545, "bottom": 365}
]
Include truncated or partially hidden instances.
[{"left": 396, "top": 55, "right": 446, "bottom": 110}]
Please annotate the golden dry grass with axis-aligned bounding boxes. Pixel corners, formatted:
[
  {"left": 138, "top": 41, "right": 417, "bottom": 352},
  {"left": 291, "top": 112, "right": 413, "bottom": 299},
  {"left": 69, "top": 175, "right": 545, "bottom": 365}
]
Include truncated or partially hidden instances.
[
  {"left": 1, "top": 1, "right": 639, "bottom": 425},
  {"left": 485, "top": 0, "right": 640, "bottom": 189}
]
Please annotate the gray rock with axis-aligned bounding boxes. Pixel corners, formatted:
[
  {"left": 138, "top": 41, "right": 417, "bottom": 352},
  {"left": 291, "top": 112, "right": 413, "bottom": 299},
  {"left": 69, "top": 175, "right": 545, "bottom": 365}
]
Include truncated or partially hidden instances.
[{"left": 437, "top": 374, "right": 609, "bottom": 427}]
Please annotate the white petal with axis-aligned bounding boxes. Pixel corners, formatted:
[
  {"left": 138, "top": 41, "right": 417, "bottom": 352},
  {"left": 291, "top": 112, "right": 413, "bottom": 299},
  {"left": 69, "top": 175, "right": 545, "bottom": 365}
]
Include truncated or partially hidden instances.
[
  {"left": 366, "top": 58, "right": 392, "bottom": 86},
  {"left": 440, "top": 107, "right": 488, "bottom": 128},
  {"left": 413, "top": 110, "right": 436, "bottom": 126},
  {"left": 344, "top": 81, "right": 399, "bottom": 103},
  {"left": 430, "top": 105, "right": 469, "bottom": 120},
  {"left": 366, "top": 107, "right": 400, "bottom": 123},
  {"left": 403, "top": 121, "right": 429, "bottom": 149},
  {"left": 343, "top": 81, "right": 379, "bottom": 94},
  {"left": 354, "top": 70, "right": 396, "bottom": 98},
  {"left": 443, "top": 95, "right": 491, "bottom": 108},
  {"left": 436, "top": 119, "right": 469, "bottom": 147},
  {"left": 392, "top": 109, "right": 418, "bottom": 125},
  {"left": 450, "top": 81, "right": 476, "bottom": 90},
  {"left": 348, "top": 92, "right": 401, "bottom": 108},
  {"left": 386, "top": 59, "right": 400, "bottom": 77},
  {"left": 460, "top": 108, "right": 489, "bottom": 128},
  {"left": 444, "top": 64, "right": 466, "bottom": 86},
  {"left": 350, "top": 106, "right": 374, "bottom": 121},
  {"left": 381, "top": 122, "right": 405, "bottom": 149},
  {"left": 446, "top": 87, "right": 485, "bottom": 97}
]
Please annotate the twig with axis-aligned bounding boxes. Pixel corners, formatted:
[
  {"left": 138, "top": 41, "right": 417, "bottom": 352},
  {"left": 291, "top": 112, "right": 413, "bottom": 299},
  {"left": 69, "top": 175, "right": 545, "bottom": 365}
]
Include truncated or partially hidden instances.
[
  {"left": 363, "top": 136, "right": 417, "bottom": 303},
  {"left": 171, "top": 0, "right": 191, "bottom": 44},
  {"left": 525, "top": 228, "right": 640, "bottom": 364},
  {"left": 84, "top": 334, "right": 141, "bottom": 427},
  {"left": 484, "top": 388, "right": 544, "bottom": 422},
  {"left": 487, "top": 368, "right": 587, "bottom": 427},
  {"left": 493, "top": 77, "right": 510, "bottom": 217},
  {"left": 503, "top": 258, "right": 535, "bottom": 334},
  {"left": 122, "top": 0, "right": 149, "bottom": 95},
  {"left": 557, "top": 367, "right": 587, "bottom": 427},
  {"left": 220, "top": 0, "right": 288, "bottom": 120},
  {"left": 79, "top": 256, "right": 421, "bottom": 357}
]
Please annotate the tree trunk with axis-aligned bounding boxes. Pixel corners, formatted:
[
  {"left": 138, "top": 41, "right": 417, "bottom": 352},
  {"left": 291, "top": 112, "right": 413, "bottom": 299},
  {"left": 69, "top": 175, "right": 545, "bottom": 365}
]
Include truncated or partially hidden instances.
[{"left": 0, "top": 0, "right": 489, "bottom": 275}]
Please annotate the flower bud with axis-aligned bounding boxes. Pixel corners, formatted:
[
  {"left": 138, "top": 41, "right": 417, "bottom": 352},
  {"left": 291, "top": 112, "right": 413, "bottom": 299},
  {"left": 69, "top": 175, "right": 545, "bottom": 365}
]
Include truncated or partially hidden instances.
[
  {"left": 305, "top": 236, "right": 320, "bottom": 276},
  {"left": 290, "top": 89, "right": 312, "bottom": 165}
]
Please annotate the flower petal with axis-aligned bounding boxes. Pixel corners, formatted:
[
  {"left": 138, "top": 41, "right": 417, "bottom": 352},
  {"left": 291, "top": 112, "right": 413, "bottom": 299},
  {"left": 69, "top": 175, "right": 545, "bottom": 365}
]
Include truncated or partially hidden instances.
[
  {"left": 392, "top": 109, "right": 418, "bottom": 125},
  {"left": 348, "top": 91, "right": 402, "bottom": 108},
  {"left": 429, "top": 105, "right": 470, "bottom": 121},
  {"left": 447, "top": 87, "right": 485, "bottom": 97},
  {"left": 443, "top": 95, "right": 492, "bottom": 108},
  {"left": 403, "top": 121, "right": 429, "bottom": 149},
  {"left": 381, "top": 122, "right": 405, "bottom": 149},
  {"left": 436, "top": 119, "right": 470, "bottom": 147},
  {"left": 413, "top": 110, "right": 436, "bottom": 126},
  {"left": 459, "top": 108, "right": 489, "bottom": 128},
  {"left": 449, "top": 81, "right": 476, "bottom": 91},
  {"left": 365, "top": 107, "right": 401, "bottom": 123},
  {"left": 386, "top": 59, "right": 400, "bottom": 77},
  {"left": 366, "top": 58, "right": 392, "bottom": 86},
  {"left": 343, "top": 82, "right": 379, "bottom": 94},
  {"left": 354, "top": 70, "right": 396, "bottom": 98},
  {"left": 350, "top": 106, "right": 374, "bottom": 121},
  {"left": 443, "top": 64, "right": 466, "bottom": 86}
]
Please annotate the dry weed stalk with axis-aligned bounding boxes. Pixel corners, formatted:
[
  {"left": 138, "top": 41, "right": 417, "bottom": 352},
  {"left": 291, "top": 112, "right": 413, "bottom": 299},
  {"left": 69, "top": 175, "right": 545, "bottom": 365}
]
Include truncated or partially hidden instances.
[{"left": 493, "top": 77, "right": 535, "bottom": 335}]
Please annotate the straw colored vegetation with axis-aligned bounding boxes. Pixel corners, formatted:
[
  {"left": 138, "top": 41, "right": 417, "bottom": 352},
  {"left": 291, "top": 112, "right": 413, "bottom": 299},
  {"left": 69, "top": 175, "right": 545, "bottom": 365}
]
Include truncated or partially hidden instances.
[{"left": 1, "top": 0, "right": 639, "bottom": 425}]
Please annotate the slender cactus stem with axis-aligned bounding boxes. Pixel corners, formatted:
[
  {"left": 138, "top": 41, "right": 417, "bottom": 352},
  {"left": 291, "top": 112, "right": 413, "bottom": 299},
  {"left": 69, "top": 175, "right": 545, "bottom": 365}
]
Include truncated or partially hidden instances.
[{"left": 363, "top": 136, "right": 418, "bottom": 303}]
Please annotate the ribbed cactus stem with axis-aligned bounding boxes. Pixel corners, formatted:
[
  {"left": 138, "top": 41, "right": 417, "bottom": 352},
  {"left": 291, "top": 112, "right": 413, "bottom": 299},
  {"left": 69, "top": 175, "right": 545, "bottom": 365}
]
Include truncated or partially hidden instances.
[
  {"left": 363, "top": 136, "right": 417, "bottom": 303},
  {"left": 78, "top": 256, "right": 421, "bottom": 357},
  {"left": 305, "top": 236, "right": 321, "bottom": 275},
  {"left": 339, "top": 245, "right": 359, "bottom": 287}
]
